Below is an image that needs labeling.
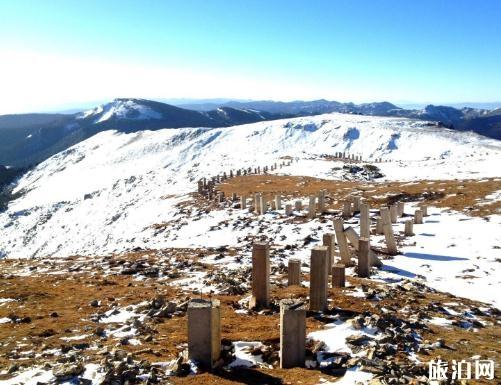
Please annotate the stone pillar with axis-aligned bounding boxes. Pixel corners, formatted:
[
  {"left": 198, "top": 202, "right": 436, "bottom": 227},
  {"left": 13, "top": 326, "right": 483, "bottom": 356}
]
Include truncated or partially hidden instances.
[
  {"left": 270, "top": 200, "right": 276, "bottom": 211},
  {"left": 390, "top": 204, "right": 398, "bottom": 223},
  {"left": 254, "top": 193, "right": 261, "bottom": 214},
  {"left": 308, "top": 195, "right": 316, "bottom": 219},
  {"left": 309, "top": 246, "right": 329, "bottom": 312},
  {"left": 380, "top": 207, "right": 398, "bottom": 255},
  {"left": 404, "top": 220, "right": 414, "bottom": 236},
  {"left": 360, "top": 203, "right": 370, "bottom": 239},
  {"left": 318, "top": 190, "right": 326, "bottom": 213},
  {"left": 198, "top": 180, "right": 204, "bottom": 194},
  {"left": 285, "top": 204, "right": 293, "bottom": 216},
  {"left": 288, "top": 259, "right": 301, "bottom": 286},
  {"left": 375, "top": 216, "right": 384, "bottom": 235},
  {"left": 275, "top": 194, "right": 282, "bottom": 210},
  {"left": 295, "top": 200, "right": 303, "bottom": 211},
  {"left": 188, "top": 299, "right": 221, "bottom": 370},
  {"left": 352, "top": 196, "right": 361, "bottom": 213},
  {"left": 358, "top": 238, "right": 370, "bottom": 278},
  {"left": 322, "top": 233, "right": 335, "bottom": 275},
  {"left": 232, "top": 192, "right": 237, "bottom": 202},
  {"left": 250, "top": 242, "right": 270, "bottom": 309},
  {"left": 333, "top": 218, "right": 351, "bottom": 265},
  {"left": 279, "top": 299, "right": 306, "bottom": 369},
  {"left": 414, "top": 209, "right": 423, "bottom": 224},
  {"left": 342, "top": 201, "right": 352, "bottom": 219},
  {"left": 332, "top": 264, "right": 345, "bottom": 288},
  {"left": 259, "top": 195, "right": 266, "bottom": 214},
  {"left": 397, "top": 201, "right": 405, "bottom": 217},
  {"left": 241, "top": 196, "right": 247, "bottom": 209},
  {"left": 421, "top": 205, "right": 428, "bottom": 217},
  {"left": 344, "top": 227, "right": 360, "bottom": 250}
]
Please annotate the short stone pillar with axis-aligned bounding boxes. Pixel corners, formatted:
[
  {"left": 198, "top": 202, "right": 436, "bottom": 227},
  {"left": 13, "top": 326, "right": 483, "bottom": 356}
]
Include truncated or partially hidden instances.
[
  {"left": 333, "top": 218, "right": 351, "bottom": 265},
  {"left": 309, "top": 246, "right": 329, "bottom": 312},
  {"left": 421, "top": 205, "right": 428, "bottom": 217},
  {"left": 397, "top": 202, "right": 405, "bottom": 217},
  {"left": 285, "top": 204, "right": 293, "bottom": 216},
  {"left": 342, "top": 201, "right": 352, "bottom": 219},
  {"left": 414, "top": 209, "right": 423, "bottom": 224},
  {"left": 358, "top": 238, "right": 370, "bottom": 278},
  {"left": 308, "top": 195, "right": 316, "bottom": 219},
  {"left": 232, "top": 192, "right": 237, "bottom": 202},
  {"left": 218, "top": 192, "right": 225, "bottom": 203},
  {"left": 270, "top": 200, "right": 276, "bottom": 211},
  {"left": 275, "top": 195, "right": 282, "bottom": 210},
  {"left": 404, "top": 220, "right": 414, "bottom": 236},
  {"left": 380, "top": 207, "right": 398, "bottom": 255},
  {"left": 360, "top": 203, "right": 370, "bottom": 239},
  {"left": 294, "top": 200, "right": 303, "bottom": 211},
  {"left": 250, "top": 242, "right": 270, "bottom": 309},
  {"left": 188, "top": 299, "right": 221, "bottom": 370},
  {"left": 279, "top": 299, "right": 306, "bottom": 369},
  {"left": 322, "top": 233, "right": 335, "bottom": 275},
  {"left": 288, "top": 258, "right": 301, "bottom": 286},
  {"left": 240, "top": 196, "right": 247, "bottom": 209},
  {"left": 375, "top": 216, "right": 384, "bottom": 235},
  {"left": 390, "top": 205, "right": 398, "bottom": 224},
  {"left": 332, "top": 264, "right": 346, "bottom": 288}
]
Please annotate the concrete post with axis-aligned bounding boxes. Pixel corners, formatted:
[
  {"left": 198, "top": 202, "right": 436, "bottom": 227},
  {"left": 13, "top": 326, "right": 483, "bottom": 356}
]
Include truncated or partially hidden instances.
[
  {"left": 352, "top": 196, "right": 361, "bottom": 213},
  {"left": 308, "top": 195, "right": 316, "bottom": 219},
  {"left": 318, "top": 190, "right": 326, "bottom": 213},
  {"left": 332, "top": 264, "right": 345, "bottom": 288},
  {"left": 188, "top": 299, "right": 221, "bottom": 370},
  {"left": 275, "top": 194, "right": 282, "bottom": 210},
  {"left": 288, "top": 259, "right": 301, "bottom": 286},
  {"left": 342, "top": 201, "right": 352, "bottom": 219},
  {"left": 390, "top": 204, "right": 398, "bottom": 223},
  {"left": 309, "top": 246, "right": 329, "bottom": 312},
  {"left": 279, "top": 299, "right": 306, "bottom": 369},
  {"left": 397, "top": 201, "right": 405, "bottom": 217},
  {"left": 333, "top": 218, "right": 351, "bottom": 265},
  {"left": 295, "top": 200, "right": 303, "bottom": 211},
  {"left": 414, "top": 209, "right": 423, "bottom": 224},
  {"left": 250, "top": 242, "right": 270, "bottom": 309},
  {"left": 285, "top": 204, "right": 293, "bottom": 216},
  {"left": 380, "top": 207, "right": 398, "bottom": 255},
  {"left": 322, "top": 233, "right": 335, "bottom": 275},
  {"left": 421, "top": 205, "right": 428, "bottom": 217},
  {"left": 358, "top": 238, "right": 370, "bottom": 278},
  {"left": 360, "top": 203, "right": 370, "bottom": 239},
  {"left": 254, "top": 193, "right": 261, "bottom": 214},
  {"left": 404, "top": 220, "right": 414, "bottom": 236},
  {"left": 259, "top": 195, "right": 266, "bottom": 214},
  {"left": 345, "top": 226, "right": 360, "bottom": 251},
  {"left": 241, "top": 196, "right": 247, "bottom": 209},
  {"left": 376, "top": 216, "right": 384, "bottom": 235}
]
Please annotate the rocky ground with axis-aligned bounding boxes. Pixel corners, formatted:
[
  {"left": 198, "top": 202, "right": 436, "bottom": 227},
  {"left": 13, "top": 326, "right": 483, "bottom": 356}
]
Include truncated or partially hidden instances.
[{"left": 1, "top": 173, "right": 500, "bottom": 384}]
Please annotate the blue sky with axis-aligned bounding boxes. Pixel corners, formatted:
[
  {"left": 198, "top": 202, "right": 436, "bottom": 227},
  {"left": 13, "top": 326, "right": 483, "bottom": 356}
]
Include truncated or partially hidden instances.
[{"left": 0, "top": 0, "right": 500, "bottom": 113}]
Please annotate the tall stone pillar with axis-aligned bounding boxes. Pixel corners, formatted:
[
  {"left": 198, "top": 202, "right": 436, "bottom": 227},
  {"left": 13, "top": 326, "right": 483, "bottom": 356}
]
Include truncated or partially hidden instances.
[
  {"left": 322, "top": 233, "right": 335, "bottom": 275},
  {"left": 380, "top": 207, "right": 397, "bottom": 255},
  {"left": 240, "top": 195, "right": 247, "bottom": 209},
  {"left": 280, "top": 299, "right": 306, "bottom": 369},
  {"left": 333, "top": 218, "right": 351, "bottom": 265},
  {"left": 308, "top": 195, "right": 316, "bottom": 219},
  {"left": 397, "top": 202, "right": 405, "bottom": 217},
  {"left": 250, "top": 242, "right": 270, "bottom": 309},
  {"left": 309, "top": 246, "right": 329, "bottom": 312},
  {"left": 390, "top": 204, "right": 398, "bottom": 223},
  {"left": 342, "top": 201, "right": 352, "bottom": 219},
  {"left": 275, "top": 194, "right": 282, "bottom": 210},
  {"left": 188, "top": 299, "right": 221, "bottom": 370},
  {"left": 259, "top": 195, "right": 266, "bottom": 214},
  {"left": 318, "top": 190, "right": 326, "bottom": 213},
  {"left": 360, "top": 203, "right": 370, "bottom": 239},
  {"left": 358, "top": 238, "right": 370, "bottom": 278}
]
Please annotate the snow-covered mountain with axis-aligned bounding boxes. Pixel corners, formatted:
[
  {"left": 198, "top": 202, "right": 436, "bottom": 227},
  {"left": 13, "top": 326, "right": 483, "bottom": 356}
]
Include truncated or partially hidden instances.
[
  {"left": 1, "top": 112, "right": 500, "bottom": 260},
  {"left": 0, "top": 98, "right": 286, "bottom": 168}
]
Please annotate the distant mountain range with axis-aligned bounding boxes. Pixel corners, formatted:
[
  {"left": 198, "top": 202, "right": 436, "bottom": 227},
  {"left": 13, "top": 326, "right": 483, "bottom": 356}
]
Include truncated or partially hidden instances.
[{"left": 1, "top": 98, "right": 500, "bottom": 169}]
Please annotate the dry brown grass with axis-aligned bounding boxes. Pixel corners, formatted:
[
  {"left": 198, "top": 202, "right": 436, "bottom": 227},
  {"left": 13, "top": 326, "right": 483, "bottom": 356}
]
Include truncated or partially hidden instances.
[{"left": 216, "top": 175, "right": 501, "bottom": 216}]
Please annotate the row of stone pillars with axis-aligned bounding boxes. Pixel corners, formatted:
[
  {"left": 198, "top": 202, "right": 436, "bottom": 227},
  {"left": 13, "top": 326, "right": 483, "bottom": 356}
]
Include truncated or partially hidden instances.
[
  {"left": 196, "top": 159, "right": 293, "bottom": 201},
  {"left": 333, "top": 152, "right": 385, "bottom": 163}
]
